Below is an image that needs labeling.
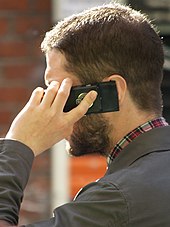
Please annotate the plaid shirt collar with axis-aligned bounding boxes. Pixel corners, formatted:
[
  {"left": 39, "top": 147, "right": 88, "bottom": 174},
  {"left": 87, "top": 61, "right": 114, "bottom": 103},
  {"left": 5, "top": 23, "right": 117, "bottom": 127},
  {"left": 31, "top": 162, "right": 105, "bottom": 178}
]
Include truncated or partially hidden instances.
[{"left": 108, "top": 117, "right": 169, "bottom": 164}]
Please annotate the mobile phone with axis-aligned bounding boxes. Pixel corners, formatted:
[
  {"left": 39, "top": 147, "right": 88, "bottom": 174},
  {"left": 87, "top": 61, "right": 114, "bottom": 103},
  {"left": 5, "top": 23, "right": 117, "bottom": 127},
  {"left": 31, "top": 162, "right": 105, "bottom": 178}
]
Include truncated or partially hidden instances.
[{"left": 64, "top": 81, "right": 119, "bottom": 114}]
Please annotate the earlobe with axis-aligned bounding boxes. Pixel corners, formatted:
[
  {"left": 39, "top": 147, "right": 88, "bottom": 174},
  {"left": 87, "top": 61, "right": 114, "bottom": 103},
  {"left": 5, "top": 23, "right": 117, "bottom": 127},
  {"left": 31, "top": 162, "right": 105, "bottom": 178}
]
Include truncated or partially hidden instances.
[{"left": 105, "top": 75, "right": 127, "bottom": 105}]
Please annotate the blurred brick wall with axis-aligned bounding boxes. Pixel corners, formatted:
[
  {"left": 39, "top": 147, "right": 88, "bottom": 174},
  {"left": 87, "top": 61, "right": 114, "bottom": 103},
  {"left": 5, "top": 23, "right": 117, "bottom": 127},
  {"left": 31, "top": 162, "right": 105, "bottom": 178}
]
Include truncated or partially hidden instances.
[
  {"left": 0, "top": 0, "right": 52, "bottom": 225},
  {"left": 0, "top": 0, "right": 107, "bottom": 225}
]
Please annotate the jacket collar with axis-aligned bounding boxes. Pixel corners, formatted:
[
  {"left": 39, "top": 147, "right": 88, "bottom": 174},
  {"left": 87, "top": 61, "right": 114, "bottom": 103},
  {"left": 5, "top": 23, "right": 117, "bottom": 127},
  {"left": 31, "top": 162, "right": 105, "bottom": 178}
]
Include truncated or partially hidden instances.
[{"left": 106, "top": 126, "right": 170, "bottom": 175}]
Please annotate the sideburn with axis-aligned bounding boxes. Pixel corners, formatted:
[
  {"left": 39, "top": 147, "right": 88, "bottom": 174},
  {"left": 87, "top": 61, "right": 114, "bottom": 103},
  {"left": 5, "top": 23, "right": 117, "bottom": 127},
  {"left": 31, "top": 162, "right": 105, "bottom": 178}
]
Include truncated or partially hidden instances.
[{"left": 69, "top": 114, "right": 112, "bottom": 157}]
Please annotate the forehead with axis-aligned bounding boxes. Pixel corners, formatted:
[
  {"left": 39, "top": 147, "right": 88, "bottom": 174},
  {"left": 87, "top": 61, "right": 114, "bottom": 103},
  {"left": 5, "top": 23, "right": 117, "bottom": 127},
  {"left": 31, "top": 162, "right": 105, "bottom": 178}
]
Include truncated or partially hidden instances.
[
  {"left": 45, "top": 49, "right": 80, "bottom": 85},
  {"left": 46, "top": 49, "right": 66, "bottom": 69}
]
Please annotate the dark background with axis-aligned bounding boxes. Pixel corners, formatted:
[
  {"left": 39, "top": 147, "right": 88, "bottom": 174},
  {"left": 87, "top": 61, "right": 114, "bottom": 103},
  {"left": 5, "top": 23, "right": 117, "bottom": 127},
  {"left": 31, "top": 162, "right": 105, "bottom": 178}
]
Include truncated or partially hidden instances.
[{"left": 128, "top": 0, "right": 170, "bottom": 123}]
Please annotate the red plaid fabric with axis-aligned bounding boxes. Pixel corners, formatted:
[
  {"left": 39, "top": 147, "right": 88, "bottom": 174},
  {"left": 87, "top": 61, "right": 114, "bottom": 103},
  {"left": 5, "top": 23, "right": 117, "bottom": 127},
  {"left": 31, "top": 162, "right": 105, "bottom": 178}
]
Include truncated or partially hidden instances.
[{"left": 108, "top": 117, "right": 169, "bottom": 163}]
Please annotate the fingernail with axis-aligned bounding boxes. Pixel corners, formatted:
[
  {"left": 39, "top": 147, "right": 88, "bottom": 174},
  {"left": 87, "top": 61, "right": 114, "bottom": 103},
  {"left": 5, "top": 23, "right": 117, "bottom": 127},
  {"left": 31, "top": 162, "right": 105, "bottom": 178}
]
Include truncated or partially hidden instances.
[{"left": 90, "top": 91, "right": 98, "bottom": 100}]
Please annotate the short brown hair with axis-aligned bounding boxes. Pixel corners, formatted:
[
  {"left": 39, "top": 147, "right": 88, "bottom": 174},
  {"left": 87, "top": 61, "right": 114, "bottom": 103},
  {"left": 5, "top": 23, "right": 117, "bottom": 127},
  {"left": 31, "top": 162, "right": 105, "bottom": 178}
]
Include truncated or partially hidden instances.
[{"left": 41, "top": 3, "right": 164, "bottom": 114}]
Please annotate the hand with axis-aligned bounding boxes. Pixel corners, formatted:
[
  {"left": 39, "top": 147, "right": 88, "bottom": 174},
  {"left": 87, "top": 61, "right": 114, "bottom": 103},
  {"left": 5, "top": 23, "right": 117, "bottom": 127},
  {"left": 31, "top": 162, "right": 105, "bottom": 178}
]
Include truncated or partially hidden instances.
[{"left": 5, "top": 78, "right": 97, "bottom": 156}]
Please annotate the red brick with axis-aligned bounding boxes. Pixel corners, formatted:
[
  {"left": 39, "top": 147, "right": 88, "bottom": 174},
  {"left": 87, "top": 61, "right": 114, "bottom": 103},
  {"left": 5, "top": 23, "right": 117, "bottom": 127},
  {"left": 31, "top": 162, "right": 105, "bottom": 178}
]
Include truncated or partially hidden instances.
[
  {"left": 34, "top": 0, "right": 51, "bottom": 12},
  {"left": 0, "top": 18, "right": 8, "bottom": 35},
  {"left": 0, "top": 127, "right": 9, "bottom": 137},
  {"left": 3, "top": 64, "right": 35, "bottom": 79},
  {"left": 0, "top": 87, "right": 29, "bottom": 102},
  {"left": 0, "top": 0, "right": 28, "bottom": 11},
  {"left": 32, "top": 152, "right": 50, "bottom": 175},
  {"left": 0, "top": 41, "right": 29, "bottom": 57},
  {"left": 0, "top": 111, "right": 12, "bottom": 124},
  {"left": 33, "top": 37, "right": 44, "bottom": 57},
  {"left": 0, "top": 0, "right": 52, "bottom": 223},
  {"left": 15, "top": 16, "right": 45, "bottom": 34}
]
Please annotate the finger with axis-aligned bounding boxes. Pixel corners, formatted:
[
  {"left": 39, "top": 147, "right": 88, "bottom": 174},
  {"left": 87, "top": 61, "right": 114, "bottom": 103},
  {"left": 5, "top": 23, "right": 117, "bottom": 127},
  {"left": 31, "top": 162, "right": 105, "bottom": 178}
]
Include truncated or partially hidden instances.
[
  {"left": 67, "top": 90, "right": 97, "bottom": 123},
  {"left": 28, "top": 87, "right": 44, "bottom": 106},
  {"left": 52, "top": 78, "right": 72, "bottom": 111},
  {"left": 41, "top": 81, "right": 60, "bottom": 107}
]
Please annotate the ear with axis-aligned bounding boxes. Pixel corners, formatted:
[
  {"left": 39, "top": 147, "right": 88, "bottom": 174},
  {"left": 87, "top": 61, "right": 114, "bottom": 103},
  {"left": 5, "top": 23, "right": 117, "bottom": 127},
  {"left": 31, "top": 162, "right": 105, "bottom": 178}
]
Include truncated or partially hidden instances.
[{"left": 104, "top": 75, "right": 127, "bottom": 105}]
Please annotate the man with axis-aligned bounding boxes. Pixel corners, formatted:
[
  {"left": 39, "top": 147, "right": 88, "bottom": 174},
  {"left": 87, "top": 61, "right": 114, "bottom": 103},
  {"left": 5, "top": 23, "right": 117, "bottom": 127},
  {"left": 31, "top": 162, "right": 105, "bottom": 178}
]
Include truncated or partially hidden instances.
[{"left": 0, "top": 2, "right": 170, "bottom": 226}]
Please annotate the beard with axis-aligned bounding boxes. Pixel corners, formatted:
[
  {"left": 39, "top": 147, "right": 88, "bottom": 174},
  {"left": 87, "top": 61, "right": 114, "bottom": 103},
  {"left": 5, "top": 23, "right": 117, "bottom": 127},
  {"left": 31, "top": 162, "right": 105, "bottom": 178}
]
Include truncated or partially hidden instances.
[{"left": 66, "top": 114, "right": 112, "bottom": 157}]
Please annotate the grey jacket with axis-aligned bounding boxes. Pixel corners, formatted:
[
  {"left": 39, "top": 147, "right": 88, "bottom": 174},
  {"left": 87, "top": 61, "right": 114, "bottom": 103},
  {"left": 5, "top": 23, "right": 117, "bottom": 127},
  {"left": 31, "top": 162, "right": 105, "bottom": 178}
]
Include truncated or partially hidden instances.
[{"left": 0, "top": 126, "right": 170, "bottom": 226}]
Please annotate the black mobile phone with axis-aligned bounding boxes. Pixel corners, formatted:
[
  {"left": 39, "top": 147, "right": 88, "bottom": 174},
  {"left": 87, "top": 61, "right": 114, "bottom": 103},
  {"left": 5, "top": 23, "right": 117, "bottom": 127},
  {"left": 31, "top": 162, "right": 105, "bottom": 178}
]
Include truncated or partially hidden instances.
[{"left": 64, "top": 81, "right": 119, "bottom": 115}]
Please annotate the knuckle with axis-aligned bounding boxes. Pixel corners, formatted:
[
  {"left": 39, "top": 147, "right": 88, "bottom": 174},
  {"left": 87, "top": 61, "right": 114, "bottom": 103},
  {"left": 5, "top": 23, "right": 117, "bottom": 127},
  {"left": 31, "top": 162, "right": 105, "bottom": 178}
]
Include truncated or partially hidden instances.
[
  {"left": 50, "top": 109, "right": 57, "bottom": 118},
  {"left": 48, "top": 86, "right": 57, "bottom": 94},
  {"left": 85, "top": 99, "right": 92, "bottom": 107},
  {"left": 76, "top": 107, "right": 86, "bottom": 118},
  {"left": 58, "top": 89, "right": 67, "bottom": 99},
  {"left": 85, "top": 94, "right": 94, "bottom": 106},
  {"left": 27, "top": 104, "right": 35, "bottom": 112},
  {"left": 80, "top": 99, "right": 90, "bottom": 110}
]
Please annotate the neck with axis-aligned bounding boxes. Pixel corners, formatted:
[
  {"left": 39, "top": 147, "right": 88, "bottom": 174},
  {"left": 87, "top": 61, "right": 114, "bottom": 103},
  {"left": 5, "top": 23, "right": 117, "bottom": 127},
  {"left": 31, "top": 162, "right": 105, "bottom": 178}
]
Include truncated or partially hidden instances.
[{"left": 106, "top": 103, "right": 159, "bottom": 151}]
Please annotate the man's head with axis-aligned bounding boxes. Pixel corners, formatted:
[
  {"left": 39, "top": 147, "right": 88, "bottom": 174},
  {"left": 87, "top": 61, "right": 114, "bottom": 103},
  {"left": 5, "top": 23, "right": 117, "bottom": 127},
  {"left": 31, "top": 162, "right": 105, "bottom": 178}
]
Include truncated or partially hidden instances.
[
  {"left": 42, "top": 3, "right": 164, "bottom": 114},
  {"left": 41, "top": 3, "right": 164, "bottom": 156}
]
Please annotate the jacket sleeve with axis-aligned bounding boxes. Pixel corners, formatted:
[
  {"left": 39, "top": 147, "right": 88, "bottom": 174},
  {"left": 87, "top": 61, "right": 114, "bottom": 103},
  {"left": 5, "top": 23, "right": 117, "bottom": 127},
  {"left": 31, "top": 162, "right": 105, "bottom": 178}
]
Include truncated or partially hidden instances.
[
  {"left": 0, "top": 139, "right": 34, "bottom": 225},
  {"left": 0, "top": 139, "right": 128, "bottom": 227}
]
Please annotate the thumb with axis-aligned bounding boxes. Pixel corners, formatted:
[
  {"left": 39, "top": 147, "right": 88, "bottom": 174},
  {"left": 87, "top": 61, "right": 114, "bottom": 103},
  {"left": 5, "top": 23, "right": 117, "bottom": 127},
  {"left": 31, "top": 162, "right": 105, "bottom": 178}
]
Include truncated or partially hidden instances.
[{"left": 68, "top": 90, "right": 98, "bottom": 123}]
